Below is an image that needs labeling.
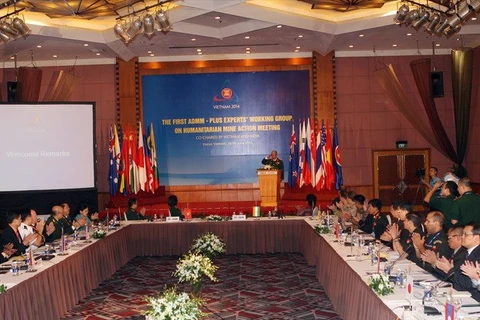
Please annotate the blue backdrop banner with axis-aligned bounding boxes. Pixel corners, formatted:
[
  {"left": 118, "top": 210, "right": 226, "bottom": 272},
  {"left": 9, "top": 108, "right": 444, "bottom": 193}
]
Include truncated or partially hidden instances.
[{"left": 143, "top": 70, "right": 310, "bottom": 185}]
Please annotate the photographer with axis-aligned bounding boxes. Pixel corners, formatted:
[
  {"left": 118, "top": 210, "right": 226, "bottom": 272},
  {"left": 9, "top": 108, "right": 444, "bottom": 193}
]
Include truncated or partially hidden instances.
[{"left": 421, "top": 167, "right": 441, "bottom": 195}]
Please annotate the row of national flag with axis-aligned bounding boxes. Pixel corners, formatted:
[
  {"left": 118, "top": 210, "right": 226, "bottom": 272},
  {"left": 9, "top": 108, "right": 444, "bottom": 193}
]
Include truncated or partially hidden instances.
[
  {"left": 288, "top": 119, "right": 343, "bottom": 191},
  {"left": 108, "top": 122, "right": 159, "bottom": 195}
]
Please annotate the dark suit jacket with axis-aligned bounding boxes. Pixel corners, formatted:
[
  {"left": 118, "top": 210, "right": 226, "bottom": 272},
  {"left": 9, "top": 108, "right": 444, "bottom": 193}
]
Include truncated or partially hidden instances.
[
  {"left": 435, "top": 246, "right": 467, "bottom": 278},
  {"left": 0, "top": 225, "right": 26, "bottom": 256},
  {"left": 452, "top": 245, "right": 480, "bottom": 301}
]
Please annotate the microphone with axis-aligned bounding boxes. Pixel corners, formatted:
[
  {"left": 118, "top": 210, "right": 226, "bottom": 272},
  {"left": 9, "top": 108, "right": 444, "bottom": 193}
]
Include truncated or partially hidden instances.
[{"left": 390, "top": 244, "right": 413, "bottom": 270}]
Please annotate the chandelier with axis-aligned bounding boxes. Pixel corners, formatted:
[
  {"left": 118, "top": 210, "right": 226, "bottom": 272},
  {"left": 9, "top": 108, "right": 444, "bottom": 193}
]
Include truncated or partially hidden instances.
[{"left": 394, "top": 0, "right": 480, "bottom": 37}]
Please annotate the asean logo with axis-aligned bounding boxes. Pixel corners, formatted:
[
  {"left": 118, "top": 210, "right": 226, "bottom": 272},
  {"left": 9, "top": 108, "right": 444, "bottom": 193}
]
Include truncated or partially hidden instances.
[{"left": 222, "top": 88, "right": 232, "bottom": 99}]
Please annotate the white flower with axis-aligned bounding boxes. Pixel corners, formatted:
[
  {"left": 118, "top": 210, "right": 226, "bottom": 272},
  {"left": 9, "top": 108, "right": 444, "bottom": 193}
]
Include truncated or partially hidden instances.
[
  {"left": 145, "top": 287, "right": 203, "bottom": 319},
  {"left": 173, "top": 253, "right": 218, "bottom": 284}
]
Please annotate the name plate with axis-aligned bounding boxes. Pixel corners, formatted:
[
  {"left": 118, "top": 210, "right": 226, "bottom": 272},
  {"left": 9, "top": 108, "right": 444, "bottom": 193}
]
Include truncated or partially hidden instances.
[
  {"left": 166, "top": 216, "right": 180, "bottom": 222},
  {"left": 232, "top": 214, "right": 246, "bottom": 221}
]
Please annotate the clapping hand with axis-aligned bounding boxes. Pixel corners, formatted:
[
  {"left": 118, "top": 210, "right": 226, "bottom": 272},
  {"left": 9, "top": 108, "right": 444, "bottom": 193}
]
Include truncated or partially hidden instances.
[
  {"left": 411, "top": 232, "right": 425, "bottom": 248},
  {"left": 22, "top": 233, "right": 38, "bottom": 246},
  {"left": 435, "top": 255, "right": 453, "bottom": 273},
  {"left": 46, "top": 222, "right": 55, "bottom": 236},
  {"left": 461, "top": 261, "right": 480, "bottom": 281},
  {"left": 3, "top": 243, "right": 17, "bottom": 257},
  {"left": 139, "top": 207, "right": 146, "bottom": 215},
  {"left": 421, "top": 250, "right": 437, "bottom": 265},
  {"left": 91, "top": 212, "right": 99, "bottom": 220}
]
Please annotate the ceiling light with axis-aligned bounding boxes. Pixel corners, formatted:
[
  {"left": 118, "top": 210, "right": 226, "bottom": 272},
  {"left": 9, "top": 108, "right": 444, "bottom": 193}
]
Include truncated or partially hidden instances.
[
  {"left": 147, "top": 50, "right": 152, "bottom": 54},
  {"left": 296, "top": 46, "right": 301, "bottom": 49},
  {"left": 143, "top": 13, "right": 155, "bottom": 37},
  {"left": 0, "top": 30, "right": 10, "bottom": 43},
  {"left": 394, "top": 0, "right": 479, "bottom": 37},
  {"left": 294, "top": 49, "right": 299, "bottom": 52},
  {"left": 348, "top": 45, "right": 353, "bottom": 48},
  {"left": 245, "top": 36, "right": 250, "bottom": 39},
  {"left": 191, "top": 38, "right": 196, "bottom": 41},
  {"left": 10, "top": 56, "right": 14, "bottom": 60},
  {"left": 407, "top": 33, "right": 412, "bottom": 36},
  {"left": 392, "top": 44, "right": 397, "bottom": 47},
  {"left": 36, "top": 45, "right": 42, "bottom": 48},
  {"left": 246, "top": 51, "right": 250, "bottom": 54},
  {"left": 359, "top": 34, "right": 364, "bottom": 37},
  {"left": 472, "top": 17, "right": 478, "bottom": 20},
  {"left": 198, "top": 52, "right": 202, "bottom": 55},
  {"left": 84, "top": 43, "right": 89, "bottom": 47},
  {"left": 0, "top": 21, "right": 18, "bottom": 37},
  {"left": 126, "top": 16, "right": 143, "bottom": 39},
  {"left": 215, "top": 16, "right": 221, "bottom": 20},
  {"left": 150, "top": 53, "right": 154, "bottom": 56},
  {"left": 155, "top": 9, "right": 172, "bottom": 32},
  {"left": 53, "top": 55, "right": 57, "bottom": 58},
  {"left": 298, "top": 35, "right": 303, "bottom": 38},
  {"left": 96, "top": 53, "right": 101, "bottom": 56},
  {"left": 11, "top": 16, "right": 31, "bottom": 37},
  {"left": 436, "top": 43, "right": 441, "bottom": 46},
  {"left": 197, "top": 49, "right": 202, "bottom": 52},
  {"left": 277, "top": 25, "right": 282, "bottom": 28},
  {"left": 114, "top": 20, "right": 131, "bottom": 43}
]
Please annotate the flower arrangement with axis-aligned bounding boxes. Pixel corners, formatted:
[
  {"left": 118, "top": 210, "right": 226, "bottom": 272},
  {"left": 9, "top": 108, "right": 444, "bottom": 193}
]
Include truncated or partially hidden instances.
[
  {"left": 314, "top": 225, "right": 330, "bottom": 234},
  {"left": 367, "top": 274, "right": 394, "bottom": 296},
  {"left": 144, "top": 286, "right": 203, "bottom": 320},
  {"left": 92, "top": 229, "right": 107, "bottom": 239},
  {"left": 205, "top": 215, "right": 224, "bottom": 221},
  {"left": 0, "top": 284, "right": 7, "bottom": 294},
  {"left": 190, "top": 233, "right": 226, "bottom": 259},
  {"left": 173, "top": 253, "right": 218, "bottom": 285}
]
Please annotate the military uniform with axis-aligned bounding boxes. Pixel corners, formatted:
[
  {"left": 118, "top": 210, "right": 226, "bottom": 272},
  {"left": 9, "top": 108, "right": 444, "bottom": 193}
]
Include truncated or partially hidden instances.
[
  {"left": 451, "top": 191, "right": 480, "bottom": 225},
  {"left": 424, "top": 230, "right": 452, "bottom": 259},
  {"left": 261, "top": 157, "right": 284, "bottom": 180},
  {"left": 429, "top": 194, "right": 456, "bottom": 231},
  {"left": 44, "top": 216, "right": 73, "bottom": 243}
]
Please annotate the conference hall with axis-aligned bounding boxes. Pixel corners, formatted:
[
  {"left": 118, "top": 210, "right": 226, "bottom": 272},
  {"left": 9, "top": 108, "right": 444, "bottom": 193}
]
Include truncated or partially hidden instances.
[{"left": 0, "top": 0, "right": 479, "bottom": 319}]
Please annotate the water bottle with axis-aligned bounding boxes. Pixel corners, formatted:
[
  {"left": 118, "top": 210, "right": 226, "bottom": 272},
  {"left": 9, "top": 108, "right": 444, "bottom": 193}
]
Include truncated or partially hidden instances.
[
  {"left": 268, "top": 211, "right": 272, "bottom": 219},
  {"left": 11, "top": 261, "right": 19, "bottom": 276},
  {"left": 73, "top": 230, "right": 78, "bottom": 245},
  {"left": 351, "top": 230, "right": 358, "bottom": 247},
  {"left": 359, "top": 235, "right": 365, "bottom": 247},
  {"left": 396, "top": 270, "right": 406, "bottom": 288},
  {"left": 153, "top": 214, "right": 157, "bottom": 222}
]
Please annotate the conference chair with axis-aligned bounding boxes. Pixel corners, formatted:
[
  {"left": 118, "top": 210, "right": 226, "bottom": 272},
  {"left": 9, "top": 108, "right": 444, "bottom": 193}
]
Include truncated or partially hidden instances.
[{"left": 123, "top": 212, "right": 128, "bottom": 221}]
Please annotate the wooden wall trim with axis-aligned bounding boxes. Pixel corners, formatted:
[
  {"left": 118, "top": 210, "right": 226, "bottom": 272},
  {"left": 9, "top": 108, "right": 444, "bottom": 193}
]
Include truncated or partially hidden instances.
[
  {"left": 312, "top": 51, "right": 335, "bottom": 124},
  {"left": 116, "top": 57, "right": 140, "bottom": 129}
]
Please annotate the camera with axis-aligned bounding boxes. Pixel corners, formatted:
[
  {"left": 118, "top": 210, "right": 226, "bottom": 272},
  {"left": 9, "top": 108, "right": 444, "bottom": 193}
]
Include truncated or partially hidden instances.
[{"left": 415, "top": 168, "right": 426, "bottom": 178}]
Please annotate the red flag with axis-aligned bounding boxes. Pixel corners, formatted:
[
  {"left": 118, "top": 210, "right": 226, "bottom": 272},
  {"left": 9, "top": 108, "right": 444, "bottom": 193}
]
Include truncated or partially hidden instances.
[
  {"left": 325, "top": 121, "right": 335, "bottom": 190},
  {"left": 310, "top": 119, "right": 317, "bottom": 187},
  {"left": 302, "top": 118, "right": 312, "bottom": 187}
]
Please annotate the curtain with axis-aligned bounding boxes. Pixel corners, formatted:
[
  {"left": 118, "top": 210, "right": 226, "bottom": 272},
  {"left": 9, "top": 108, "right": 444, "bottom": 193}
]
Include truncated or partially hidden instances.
[
  {"left": 451, "top": 48, "right": 474, "bottom": 169},
  {"left": 43, "top": 70, "right": 80, "bottom": 101},
  {"left": 410, "top": 58, "right": 456, "bottom": 162},
  {"left": 373, "top": 64, "right": 445, "bottom": 157}
]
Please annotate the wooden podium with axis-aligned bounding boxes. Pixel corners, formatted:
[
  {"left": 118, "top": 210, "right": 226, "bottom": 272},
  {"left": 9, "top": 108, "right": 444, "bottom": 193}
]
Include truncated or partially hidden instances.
[{"left": 257, "top": 169, "right": 281, "bottom": 207}]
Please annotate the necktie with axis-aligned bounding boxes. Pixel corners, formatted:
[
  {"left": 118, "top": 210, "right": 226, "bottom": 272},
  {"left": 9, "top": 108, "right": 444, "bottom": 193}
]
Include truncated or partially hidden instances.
[{"left": 15, "top": 229, "right": 22, "bottom": 243}]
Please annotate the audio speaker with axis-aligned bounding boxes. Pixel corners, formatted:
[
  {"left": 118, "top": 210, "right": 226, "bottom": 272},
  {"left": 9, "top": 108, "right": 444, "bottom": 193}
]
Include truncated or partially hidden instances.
[
  {"left": 7, "top": 81, "right": 17, "bottom": 102},
  {"left": 431, "top": 71, "right": 444, "bottom": 98}
]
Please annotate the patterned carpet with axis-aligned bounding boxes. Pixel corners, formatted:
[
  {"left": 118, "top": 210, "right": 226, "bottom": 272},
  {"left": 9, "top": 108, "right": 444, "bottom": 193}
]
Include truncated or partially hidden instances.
[{"left": 62, "top": 253, "right": 342, "bottom": 320}]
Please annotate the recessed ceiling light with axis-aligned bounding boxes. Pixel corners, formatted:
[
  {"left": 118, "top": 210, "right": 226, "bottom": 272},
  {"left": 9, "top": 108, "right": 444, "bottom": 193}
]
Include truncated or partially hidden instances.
[
  {"left": 150, "top": 53, "right": 154, "bottom": 57},
  {"left": 10, "top": 56, "right": 14, "bottom": 60},
  {"left": 245, "top": 36, "right": 250, "bottom": 39},
  {"left": 246, "top": 51, "right": 251, "bottom": 54},
  {"left": 392, "top": 44, "right": 397, "bottom": 47},
  {"left": 147, "top": 50, "right": 152, "bottom": 54},
  {"left": 96, "top": 53, "right": 101, "bottom": 56},
  {"left": 84, "top": 43, "right": 89, "bottom": 47},
  {"left": 277, "top": 25, "right": 282, "bottom": 28},
  {"left": 359, "top": 34, "right": 364, "bottom": 37},
  {"left": 436, "top": 43, "right": 440, "bottom": 47},
  {"left": 298, "top": 35, "right": 303, "bottom": 38},
  {"left": 246, "top": 47, "right": 250, "bottom": 50},
  {"left": 197, "top": 49, "right": 202, "bottom": 52},
  {"left": 215, "top": 16, "right": 221, "bottom": 20},
  {"left": 191, "top": 38, "right": 196, "bottom": 41},
  {"left": 472, "top": 17, "right": 477, "bottom": 20},
  {"left": 456, "top": 38, "right": 461, "bottom": 40},
  {"left": 36, "top": 45, "right": 42, "bottom": 48},
  {"left": 53, "top": 55, "right": 58, "bottom": 58},
  {"left": 198, "top": 52, "right": 202, "bottom": 55},
  {"left": 294, "top": 49, "right": 299, "bottom": 52},
  {"left": 296, "top": 46, "right": 300, "bottom": 49},
  {"left": 407, "top": 33, "right": 412, "bottom": 36},
  {"left": 348, "top": 45, "right": 353, "bottom": 48}
]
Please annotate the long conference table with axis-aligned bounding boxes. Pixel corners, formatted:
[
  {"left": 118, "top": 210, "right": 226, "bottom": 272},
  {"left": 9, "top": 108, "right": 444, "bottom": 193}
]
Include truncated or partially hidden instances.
[{"left": 0, "top": 218, "right": 478, "bottom": 320}]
